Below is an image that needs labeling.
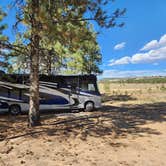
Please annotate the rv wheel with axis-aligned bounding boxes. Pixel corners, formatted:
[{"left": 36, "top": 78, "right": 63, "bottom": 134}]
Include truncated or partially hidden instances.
[
  {"left": 9, "top": 105, "right": 21, "bottom": 115},
  {"left": 84, "top": 101, "right": 94, "bottom": 112}
]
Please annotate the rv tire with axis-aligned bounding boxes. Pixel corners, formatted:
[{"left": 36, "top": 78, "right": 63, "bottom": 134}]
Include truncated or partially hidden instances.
[
  {"left": 84, "top": 101, "right": 94, "bottom": 112},
  {"left": 9, "top": 104, "right": 21, "bottom": 115}
]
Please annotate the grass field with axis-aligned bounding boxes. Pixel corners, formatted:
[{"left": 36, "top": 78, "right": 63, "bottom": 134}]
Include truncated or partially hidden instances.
[{"left": 99, "top": 83, "right": 166, "bottom": 105}]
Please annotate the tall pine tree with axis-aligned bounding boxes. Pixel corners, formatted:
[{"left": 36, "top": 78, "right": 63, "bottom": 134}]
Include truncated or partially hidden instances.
[
  {"left": 0, "top": 7, "right": 8, "bottom": 69},
  {"left": 12, "top": 0, "right": 126, "bottom": 126}
]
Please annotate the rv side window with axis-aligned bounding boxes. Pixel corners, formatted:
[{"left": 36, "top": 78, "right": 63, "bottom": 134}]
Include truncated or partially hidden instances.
[
  {"left": 88, "top": 84, "right": 95, "bottom": 91},
  {"left": 10, "top": 89, "right": 20, "bottom": 100},
  {"left": 0, "top": 87, "right": 9, "bottom": 97},
  {"left": 81, "top": 83, "right": 96, "bottom": 92}
]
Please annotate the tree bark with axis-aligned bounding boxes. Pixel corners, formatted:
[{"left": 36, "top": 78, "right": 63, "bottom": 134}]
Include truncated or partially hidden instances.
[
  {"left": 47, "top": 50, "right": 52, "bottom": 75},
  {"left": 28, "top": 0, "right": 40, "bottom": 127}
]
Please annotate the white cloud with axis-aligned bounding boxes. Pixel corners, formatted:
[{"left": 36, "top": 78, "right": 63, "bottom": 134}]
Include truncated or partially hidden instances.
[
  {"left": 114, "top": 42, "right": 126, "bottom": 50},
  {"left": 101, "top": 69, "right": 166, "bottom": 78},
  {"left": 109, "top": 34, "right": 166, "bottom": 66},
  {"left": 141, "top": 34, "right": 166, "bottom": 51},
  {"left": 140, "top": 40, "right": 158, "bottom": 51},
  {"left": 159, "top": 34, "right": 166, "bottom": 45},
  {"left": 109, "top": 59, "right": 115, "bottom": 63},
  {"left": 109, "top": 56, "right": 130, "bottom": 66}
]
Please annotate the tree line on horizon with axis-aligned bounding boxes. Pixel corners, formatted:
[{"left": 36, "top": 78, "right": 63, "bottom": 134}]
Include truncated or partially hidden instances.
[{"left": 99, "top": 77, "right": 166, "bottom": 84}]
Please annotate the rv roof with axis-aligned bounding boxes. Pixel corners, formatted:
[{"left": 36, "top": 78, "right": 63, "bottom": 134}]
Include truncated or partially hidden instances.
[{"left": 0, "top": 73, "right": 97, "bottom": 84}]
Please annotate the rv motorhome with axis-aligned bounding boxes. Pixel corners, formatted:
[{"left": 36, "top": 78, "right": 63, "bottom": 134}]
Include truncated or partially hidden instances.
[{"left": 0, "top": 73, "right": 101, "bottom": 115}]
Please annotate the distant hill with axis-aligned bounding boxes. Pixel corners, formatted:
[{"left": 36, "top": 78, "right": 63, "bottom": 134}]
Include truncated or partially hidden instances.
[{"left": 99, "top": 76, "right": 166, "bottom": 83}]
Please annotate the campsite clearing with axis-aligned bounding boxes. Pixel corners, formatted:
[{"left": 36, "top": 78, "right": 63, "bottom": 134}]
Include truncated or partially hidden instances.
[{"left": 0, "top": 83, "right": 166, "bottom": 166}]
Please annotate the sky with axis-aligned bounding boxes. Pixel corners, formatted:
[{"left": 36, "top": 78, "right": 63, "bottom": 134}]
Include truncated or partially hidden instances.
[
  {"left": 1, "top": 0, "right": 166, "bottom": 78},
  {"left": 98, "top": 0, "right": 166, "bottom": 78}
]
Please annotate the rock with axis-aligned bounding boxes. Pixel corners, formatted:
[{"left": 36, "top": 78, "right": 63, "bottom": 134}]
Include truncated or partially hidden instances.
[{"left": 20, "top": 160, "right": 26, "bottom": 164}]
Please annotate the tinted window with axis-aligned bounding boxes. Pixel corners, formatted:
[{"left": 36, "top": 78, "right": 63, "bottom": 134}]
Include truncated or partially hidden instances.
[
  {"left": 10, "top": 89, "right": 21, "bottom": 100},
  {"left": 81, "top": 83, "right": 96, "bottom": 92},
  {"left": 0, "top": 86, "right": 9, "bottom": 97},
  {"left": 88, "top": 84, "right": 96, "bottom": 91}
]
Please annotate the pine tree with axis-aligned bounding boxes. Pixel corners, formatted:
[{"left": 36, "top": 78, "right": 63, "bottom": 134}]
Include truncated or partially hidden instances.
[
  {"left": 0, "top": 7, "right": 8, "bottom": 69},
  {"left": 12, "top": 0, "right": 126, "bottom": 126}
]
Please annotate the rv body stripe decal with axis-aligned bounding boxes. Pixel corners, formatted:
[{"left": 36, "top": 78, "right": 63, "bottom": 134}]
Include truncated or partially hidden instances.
[
  {"left": 0, "top": 102, "right": 9, "bottom": 109},
  {"left": 0, "top": 96, "right": 23, "bottom": 102},
  {"left": 39, "top": 81, "right": 58, "bottom": 86}
]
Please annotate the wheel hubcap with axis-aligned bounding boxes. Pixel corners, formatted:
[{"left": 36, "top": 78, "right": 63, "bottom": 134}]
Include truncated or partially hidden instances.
[
  {"left": 86, "top": 103, "right": 94, "bottom": 111},
  {"left": 11, "top": 106, "right": 20, "bottom": 114}
]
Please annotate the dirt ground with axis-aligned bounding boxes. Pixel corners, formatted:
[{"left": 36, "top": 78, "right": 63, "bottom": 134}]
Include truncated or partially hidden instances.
[{"left": 0, "top": 83, "right": 166, "bottom": 166}]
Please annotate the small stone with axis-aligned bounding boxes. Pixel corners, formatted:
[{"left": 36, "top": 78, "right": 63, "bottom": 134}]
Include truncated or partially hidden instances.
[{"left": 20, "top": 160, "right": 25, "bottom": 164}]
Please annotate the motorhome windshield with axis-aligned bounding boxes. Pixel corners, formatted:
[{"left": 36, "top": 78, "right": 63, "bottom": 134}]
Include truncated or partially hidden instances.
[
  {"left": 79, "top": 76, "right": 100, "bottom": 95},
  {"left": 80, "top": 81, "right": 98, "bottom": 92}
]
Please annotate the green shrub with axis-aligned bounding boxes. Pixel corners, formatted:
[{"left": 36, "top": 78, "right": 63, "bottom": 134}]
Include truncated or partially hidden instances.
[{"left": 160, "top": 84, "right": 166, "bottom": 91}]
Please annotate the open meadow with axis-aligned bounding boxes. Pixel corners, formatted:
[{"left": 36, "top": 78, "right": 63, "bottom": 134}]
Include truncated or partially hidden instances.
[
  {"left": 0, "top": 82, "right": 166, "bottom": 166},
  {"left": 99, "top": 82, "right": 166, "bottom": 106}
]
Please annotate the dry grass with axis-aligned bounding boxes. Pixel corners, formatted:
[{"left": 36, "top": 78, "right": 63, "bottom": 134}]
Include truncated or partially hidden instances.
[{"left": 99, "top": 83, "right": 166, "bottom": 106}]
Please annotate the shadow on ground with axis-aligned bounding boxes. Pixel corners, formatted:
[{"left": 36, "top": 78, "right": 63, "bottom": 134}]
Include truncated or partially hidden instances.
[
  {"left": 102, "top": 93, "right": 137, "bottom": 102},
  {"left": 0, "top": 102, "right": 166, "bottom": 142}
]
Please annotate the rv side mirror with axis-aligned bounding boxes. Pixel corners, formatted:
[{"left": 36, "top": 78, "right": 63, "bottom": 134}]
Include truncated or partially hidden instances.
[
  {"left": 76, "top": 87, "right": 80, "bottom": 93},
  {"left": 67, "top": 85, "right": 71, "bottom": 89}
]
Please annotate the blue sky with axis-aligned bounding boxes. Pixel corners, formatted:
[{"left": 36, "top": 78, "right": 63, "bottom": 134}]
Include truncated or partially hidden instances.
[
  {"left": 98, "top": 0, "right": 166, "bottom": 78},
  {"left": 1, "top": 0, "right": 166, "bottom": 78}
]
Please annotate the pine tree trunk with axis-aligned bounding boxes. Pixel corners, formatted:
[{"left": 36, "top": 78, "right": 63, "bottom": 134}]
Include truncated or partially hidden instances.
[
  {"left": 47, "top": 50, "right": 52, "bottom": 75},
  {"left": 28, "top": 0, "right": 40, "bottom": 127}
]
